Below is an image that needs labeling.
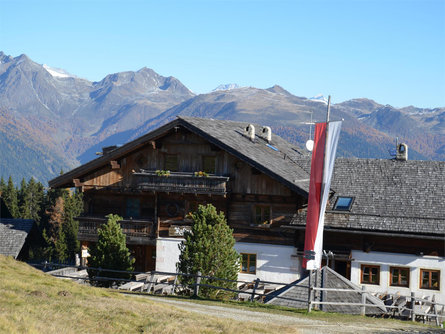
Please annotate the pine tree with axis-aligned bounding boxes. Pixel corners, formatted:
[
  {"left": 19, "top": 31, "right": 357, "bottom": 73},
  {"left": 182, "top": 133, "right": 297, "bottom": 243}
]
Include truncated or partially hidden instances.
[
  {"left": 18, "top": 178, "right": 30, "bottom": 218},
  {"left": 0, "top": 176, "right": 5, "bottom": 194},
  {"left": 40, "top": 190, "right": 83, "bottom": 262},
  {"left": 43, "top": 196, "right": 67, "bottom": 261},
  {"left": 177, "top": 204, "right": 240, "bottom": 299},
  {"left": 3, "top": 176, "right": 19, "bottom": 217},
  {"left": 88, "top": 214, "right": 135, "bottom": 287},
  {"left": 25, "top": 178, "right": 44, "bottom": 224},
  {"left": 62, "top": 190, "right": 83, "bottom": 261}
]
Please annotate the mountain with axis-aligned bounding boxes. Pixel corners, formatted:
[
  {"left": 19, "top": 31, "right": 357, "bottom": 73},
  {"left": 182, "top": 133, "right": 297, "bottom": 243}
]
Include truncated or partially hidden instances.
[
  {"left": 0, "top": 52, "right": 444, "bottom": 184},
  {"left": 0, "top": 52, "right": 194, "bottom": 182},
  {"left": 212, "top": 83, "right": 241, "bottom": 92},
  {"left": 105, "top": 86, "right": 439, "bottom": 161}
]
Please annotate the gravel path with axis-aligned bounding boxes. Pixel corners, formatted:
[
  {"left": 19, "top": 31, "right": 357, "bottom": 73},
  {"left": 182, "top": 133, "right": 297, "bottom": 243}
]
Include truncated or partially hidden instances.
[{"left": 140, "top": 296, "right": 443, "bottom": 334}]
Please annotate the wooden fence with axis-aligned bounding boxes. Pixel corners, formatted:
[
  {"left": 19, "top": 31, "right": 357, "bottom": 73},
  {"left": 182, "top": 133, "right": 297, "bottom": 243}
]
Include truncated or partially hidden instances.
[{"left": 31, "top": 262, "right": 444, "bottom": 326}]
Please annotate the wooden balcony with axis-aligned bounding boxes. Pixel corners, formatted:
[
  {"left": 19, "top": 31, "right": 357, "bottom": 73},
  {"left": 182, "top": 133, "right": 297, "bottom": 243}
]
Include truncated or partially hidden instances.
[
  {"left": 131, "top": 171, "right": 229, "bottom": 195},
  {"left": 77, "top": 216, "right": 154, "bottom": 245}
]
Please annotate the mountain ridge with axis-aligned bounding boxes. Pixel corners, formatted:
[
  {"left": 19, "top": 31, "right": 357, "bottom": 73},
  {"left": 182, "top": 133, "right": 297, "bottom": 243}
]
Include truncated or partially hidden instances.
[{"left": 0, "top": 52, "right": 444, "bottom": 184}]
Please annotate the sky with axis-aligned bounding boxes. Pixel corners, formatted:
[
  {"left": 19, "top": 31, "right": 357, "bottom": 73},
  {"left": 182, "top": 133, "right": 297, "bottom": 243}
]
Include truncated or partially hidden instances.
[{"left": 1, "top": 0, "right": 444, "bottom": 108}]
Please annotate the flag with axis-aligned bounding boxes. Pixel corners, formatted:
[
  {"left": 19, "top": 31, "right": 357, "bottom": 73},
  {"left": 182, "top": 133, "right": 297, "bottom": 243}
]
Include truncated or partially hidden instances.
[{"left": 303, "top": 121, "right": 342, "bottom": 270}]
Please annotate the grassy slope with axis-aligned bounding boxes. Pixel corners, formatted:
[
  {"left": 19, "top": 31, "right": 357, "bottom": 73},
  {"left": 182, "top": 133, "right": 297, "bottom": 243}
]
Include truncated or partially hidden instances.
[
  {"left": 0, "top": 256, "right": 440, "bottom": 333},
  {"left": 0, "top": 256, "right": 297, "bottom": 334}
]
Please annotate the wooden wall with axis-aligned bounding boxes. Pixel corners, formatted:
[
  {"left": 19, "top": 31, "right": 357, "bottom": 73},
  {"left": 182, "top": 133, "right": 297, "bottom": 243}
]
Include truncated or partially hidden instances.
[
  {"left": 78, "top": 127, "right": 306, "bottom": 246},
  {"left": 228, "top": 193, "right": 302, "bottom": 227},
  {"left": 79, "top": 127, "right": 301, "bottom": 197},
  {"left": 294, "top": 230, "right": 445, "bottom": 257},
  {"left": 84, "top": 190, "right": 155, "bottom": 219}
]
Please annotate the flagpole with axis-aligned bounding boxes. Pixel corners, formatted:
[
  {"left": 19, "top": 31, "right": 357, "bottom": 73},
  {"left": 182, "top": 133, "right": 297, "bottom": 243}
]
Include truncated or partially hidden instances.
[
  {"left": 321, "top": 96, "right": 331, "bottom": 203},
  {"left": 317, "top": 96, "right": 331, "bottom": 269},
  {"left": 326, "top": 95, "right": 331, "bottom": 123}
]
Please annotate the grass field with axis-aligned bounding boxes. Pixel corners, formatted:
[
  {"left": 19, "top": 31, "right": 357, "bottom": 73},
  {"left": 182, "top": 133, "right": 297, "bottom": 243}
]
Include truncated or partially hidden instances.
[
  {"left": 0, "top": 256, "right": 302, "bottom": 334},
  {"left": 0, "top": 255, "right": 441, "bottom": 334}
]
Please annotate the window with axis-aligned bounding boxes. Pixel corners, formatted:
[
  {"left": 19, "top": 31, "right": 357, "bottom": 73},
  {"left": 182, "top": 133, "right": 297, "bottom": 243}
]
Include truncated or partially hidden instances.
[
  {"left": 361, "top": 264, "right": 380, "bottom": 285},
  {"left": 126, "top": 198, "right": 140, "bottom": 218},
  {"left": 164, "top": 154, "right": 178, "bottom": 172},
  {"left": 140, "top": 200, "right": 154, "bottom": 218},
  {"left": 202, "top": 156, "right": 216, "bottom": 174},
  {"left": 390, "top": 267, "right": 410, "bottom": 287},
  {"left": 240, "top": 253, "right": 256, "bottom": 274},
  {"left": 255, "top": 206, "right": 271, "bottom": 224},
  {"left": 333, "top": 197, "right": 354, "bottom": 211},
  {"left": 420, "top": 269, "right": 440, "bottom": 290}
]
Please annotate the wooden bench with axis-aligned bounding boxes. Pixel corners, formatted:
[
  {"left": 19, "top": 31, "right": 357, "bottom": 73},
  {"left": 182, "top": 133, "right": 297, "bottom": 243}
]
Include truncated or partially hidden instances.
[{"left": 118, "top": 281, "right": 144, "bottom": 291}]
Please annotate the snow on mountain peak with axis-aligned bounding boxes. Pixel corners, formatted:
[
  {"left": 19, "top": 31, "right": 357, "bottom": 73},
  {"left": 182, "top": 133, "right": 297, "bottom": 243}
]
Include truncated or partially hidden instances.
[
  {"left": 43, "top": 64, "right": 75, "bottom": 78},
  {"left": 212, "top": 83, "right": 241, "bottom": 92},
  {"left": 310, "top": 94, "right": 328, "bottom": 104}
]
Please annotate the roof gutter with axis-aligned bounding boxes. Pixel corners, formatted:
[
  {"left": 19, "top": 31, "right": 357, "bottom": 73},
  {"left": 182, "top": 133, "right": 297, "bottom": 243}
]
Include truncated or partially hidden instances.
[{"left": 281, "top": 225, "right": 445, "bottom": 240}]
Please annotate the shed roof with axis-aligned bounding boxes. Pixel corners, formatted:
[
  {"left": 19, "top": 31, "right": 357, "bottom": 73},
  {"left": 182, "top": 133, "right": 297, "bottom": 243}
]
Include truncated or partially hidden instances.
[
  {"left": 0, "top": 219, "right": 35, "bottom": 258},
  {"left": 265, "top": 266, "right": 386, "bottom": 314},
  {"left": 292, "top": 158, "right": 445, "bottom": 235},
  {"left": 49, "top": 117, "right": 310, "bottom": 196}
]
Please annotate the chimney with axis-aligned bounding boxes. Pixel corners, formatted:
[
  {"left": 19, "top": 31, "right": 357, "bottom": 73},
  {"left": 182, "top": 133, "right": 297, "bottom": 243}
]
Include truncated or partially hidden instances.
[
  {"left": 102, "top": 145, "right": 118, "bottom": 155},
  {"left": 262, "top": 126, "right": 272, "bottom": 143},
  {"left": 396, "top": 143, "right": 408, "bottom": 161},
  {"left": 245, "top": 124, "right": 255, "bottom": 141}
]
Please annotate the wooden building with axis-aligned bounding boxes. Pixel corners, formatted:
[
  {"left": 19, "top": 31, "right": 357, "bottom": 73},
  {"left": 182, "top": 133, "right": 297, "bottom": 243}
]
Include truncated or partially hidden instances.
[
  {"left": 49, "top": 117, "right": 311, "bottom": 281},
  {"left": 49, "top": 117, "right": 445, "bottom": 302},
  {"left": 290, "top": 156, "right": 445, "bottom": 303}
]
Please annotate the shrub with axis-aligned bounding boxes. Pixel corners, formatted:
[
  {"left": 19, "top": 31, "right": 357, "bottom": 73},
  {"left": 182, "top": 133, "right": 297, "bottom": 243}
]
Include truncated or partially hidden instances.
[
  {"left": 87, "top": 214, "right": 134, "bottom": 287},
  {"left": 177, "top": 204, "right": 240, "bottom": 299}
]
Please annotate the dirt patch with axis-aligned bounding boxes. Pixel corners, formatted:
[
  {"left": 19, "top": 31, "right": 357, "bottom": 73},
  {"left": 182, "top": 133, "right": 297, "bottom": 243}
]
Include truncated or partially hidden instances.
[
  {"left": 141, "top": 296, "right": 444, "bottom": 334},
  {"left": 29, "top": 290, "right": 48, "bottom": 298},
  {"left": 57, "top": 290, "right": 72, "bottom": 297}
]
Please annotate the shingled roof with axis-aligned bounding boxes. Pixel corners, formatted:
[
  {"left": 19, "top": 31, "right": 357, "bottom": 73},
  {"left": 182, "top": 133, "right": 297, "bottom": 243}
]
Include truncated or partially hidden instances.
[
  {"left": 0, "top": 219, "right": 35, "bottom": 258},
  {"left": 292, "top": 158, "right": 445, "bottom": 236},
  {"left": 178, "top": 117, "right": 310, "bottom": 195},
  {"left": 265, "top": 266, "right": 386, "bottom": 314},
  {"left": 49, "top": 117, "right": 310, "bottom": 196}
]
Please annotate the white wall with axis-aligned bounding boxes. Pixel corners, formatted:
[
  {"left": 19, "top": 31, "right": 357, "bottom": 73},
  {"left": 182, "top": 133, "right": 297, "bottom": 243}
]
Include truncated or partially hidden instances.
[
  {"left": 155, "top": 238, "right": 183, "bottom": 273},
  {"left": 155, "top": 238, "right": 301, "bottom": 284},
  {"left": 235, "top": 242, "right": 301, "bottom": 284},
  {"left": 350, "top": 250, "right": 445, "bottom": 304}
]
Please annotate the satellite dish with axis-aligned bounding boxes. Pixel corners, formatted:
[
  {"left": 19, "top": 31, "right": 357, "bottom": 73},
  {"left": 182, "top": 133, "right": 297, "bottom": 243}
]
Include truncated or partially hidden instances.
[{"left": 306, "top": 140, "right": 314, "bottom": 152}]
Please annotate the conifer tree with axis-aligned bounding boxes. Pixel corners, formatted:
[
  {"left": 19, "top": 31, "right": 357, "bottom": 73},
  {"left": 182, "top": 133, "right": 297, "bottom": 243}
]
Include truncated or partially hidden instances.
[
  {"left": 62, "top": 191, "right": 83, "bottom": 261},
  {"left": 43, "top": 196, "right": 67, "bottom": 261},
  {"left": 88, "top": 214, "right": 135, "bottom": 287},
  {"left": 41, "top": 189, "right": 83, "bottom": 262},
  {"left": 0, "top": 176, "right": 5, "bottom": 194},
  {"left": 3, "top": 176, "right": 19, "bottom": 217},
  {"left": 177, "top": 204, "right": 240, "bottom": 299},
  {"left": 22, "top": 178, "right": 44, "bottom": 224},
  {"left": 18, "top": 178, "right": 30, "bottom": 218}
]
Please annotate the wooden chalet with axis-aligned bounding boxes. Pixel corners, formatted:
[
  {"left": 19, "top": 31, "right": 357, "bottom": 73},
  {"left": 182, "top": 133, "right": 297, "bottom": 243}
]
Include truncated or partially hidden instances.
[
  {"left": 49, "top": 117, "right": 310, "bottom": 281},
  {"left": 49, "top": 116, "right": 444, "bottom": 303}
]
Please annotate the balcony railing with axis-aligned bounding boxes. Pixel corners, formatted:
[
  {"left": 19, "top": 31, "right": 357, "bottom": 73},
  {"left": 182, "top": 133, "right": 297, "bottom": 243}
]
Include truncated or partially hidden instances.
[
  {"left": 131, "top": 171, "right": 229, "bottom": 195},
  {"left": 77, "top": 216, "right": 153, "bottom": 243}
]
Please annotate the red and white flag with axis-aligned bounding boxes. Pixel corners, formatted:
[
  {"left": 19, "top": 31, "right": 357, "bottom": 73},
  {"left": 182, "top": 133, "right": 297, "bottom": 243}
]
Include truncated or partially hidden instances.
[{"left": 303, "top": 121, "right": 342, "bottom": 270}]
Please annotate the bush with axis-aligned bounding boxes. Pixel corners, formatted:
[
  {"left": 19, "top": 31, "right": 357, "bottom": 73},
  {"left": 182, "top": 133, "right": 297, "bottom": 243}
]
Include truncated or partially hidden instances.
[
  {"left": 87, "top": 214, "right": 135, "bottom": 287},
  {"left": 177, "top": 204, "right": 240, "bottom": 299}
]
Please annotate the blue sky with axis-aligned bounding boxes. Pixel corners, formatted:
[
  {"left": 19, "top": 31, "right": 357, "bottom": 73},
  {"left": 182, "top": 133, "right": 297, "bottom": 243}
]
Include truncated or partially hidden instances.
[{"left": 1, "top": 0, "right": 444, "bottom": 108}]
